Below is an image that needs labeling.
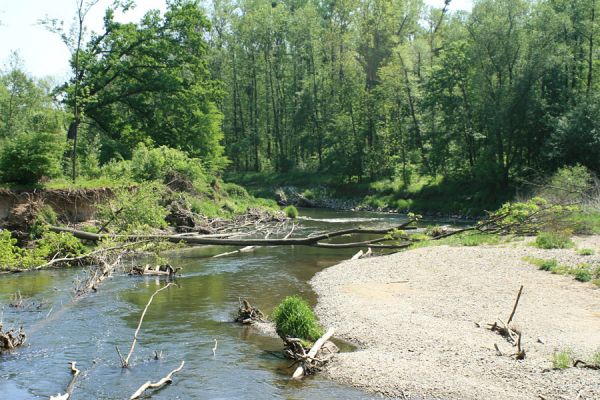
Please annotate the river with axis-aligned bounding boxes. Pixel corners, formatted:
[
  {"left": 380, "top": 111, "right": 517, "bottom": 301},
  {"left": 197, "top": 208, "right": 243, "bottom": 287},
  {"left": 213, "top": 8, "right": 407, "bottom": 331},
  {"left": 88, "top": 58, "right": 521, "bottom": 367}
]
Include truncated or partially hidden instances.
[{"left": 0, "top": 209, "right": 448, "bottom": 399}]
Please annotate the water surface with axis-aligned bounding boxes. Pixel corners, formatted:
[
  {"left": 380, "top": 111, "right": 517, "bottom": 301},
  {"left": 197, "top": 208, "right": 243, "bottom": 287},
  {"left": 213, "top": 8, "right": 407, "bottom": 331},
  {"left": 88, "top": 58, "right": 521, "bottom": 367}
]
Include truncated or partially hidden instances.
[{"left": 0, "top": 209, "right": 418, "bottom": 399}]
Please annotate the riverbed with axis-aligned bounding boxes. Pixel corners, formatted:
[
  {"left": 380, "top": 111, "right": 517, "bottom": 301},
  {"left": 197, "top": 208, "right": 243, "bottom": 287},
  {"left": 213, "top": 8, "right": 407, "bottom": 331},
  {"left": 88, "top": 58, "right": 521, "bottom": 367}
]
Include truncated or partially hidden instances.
[{"left": 0, "top": 209, "right": 425, "bottom": 399}]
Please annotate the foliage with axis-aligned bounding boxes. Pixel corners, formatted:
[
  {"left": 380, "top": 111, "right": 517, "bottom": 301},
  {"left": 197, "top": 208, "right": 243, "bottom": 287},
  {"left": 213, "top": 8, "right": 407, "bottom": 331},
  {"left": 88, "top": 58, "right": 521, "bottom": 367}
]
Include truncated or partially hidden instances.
[
  {"left": 131, "top": 144, "right": 208, "bottom": 190},
  {"left": 0, "top": 230, "right": 23, "bottom": 270},
  {"left": 552, "top": 349, "right": 573, "bottom": 370},
  {"left": 97, "top": 183, "right": 169, "bottom": 233},
  {"left": 0, "top": 229, "right": 84, "bottom": 271},
  {"left": 284, "top": 206, "right": 299, "bottom": 219},
  {"left": 573, "top": 269, "right": 592, "bottom": 283},
  {"left": 61, "top": 1, "right": 227, "bottom": 170},
  {"left": 539, "top": 165, "right": 595, "bottom": 205},
  {"left": 577, "top": 248, "right": 595, "bottom": 256},
  {"left": 272, "top": 296, "right": 324, "bottom": 342},
  {"left": 0, "top": 132, "right": 65, "bottom": 185},
  {"left": 534, "top": 231, "right": 574, "bottom": 249},
  {"left": 29, "top": 204, "right": 58, "bottom": 239}
]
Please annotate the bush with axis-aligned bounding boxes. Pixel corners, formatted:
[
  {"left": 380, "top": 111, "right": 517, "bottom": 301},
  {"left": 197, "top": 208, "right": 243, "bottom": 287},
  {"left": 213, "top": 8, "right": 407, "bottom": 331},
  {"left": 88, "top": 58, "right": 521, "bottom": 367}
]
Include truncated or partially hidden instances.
[
  {"left": 29, "top": 205, "right": 58, "bottom": 239},
  {"left": 535, "top": 231, "right": 574, "bottom": 249},
  {"left": 284, "top": 205, "right": 299, "bottom": 219},
  {"left": 577, "top": 248, "right": 595, "bottom": 256},
  {"left": 131, "top": 144, "right": 208, "bottom": 190},
  {"left": 272, "top": 296, "right": 324, "bottom": 342},
  {"left": 539, "top": 259, "right": 558, "bottom": 271},
  {"left": 0, "top": 132, "right": 64, "bottom": 185},
  {"left": 222, "top": 182, "right": 249, "bottom": 198},
  {"left": 552, "top": 349, "right": 573, "bottom": 370},
  {"left": 0, "top": 230, "right": 23, "bottom": 270},
  {"left": 540, "top": 165, "right": 595, "bottom": 204},
  {"left": 0, "top": 230, "right": 84, "bottom": 270},
  {"left": 98, "top": 183, "right": 168, "bottom": 233},
  {"left": 573, "top": 269, "right": 592, "bottom": 282}
]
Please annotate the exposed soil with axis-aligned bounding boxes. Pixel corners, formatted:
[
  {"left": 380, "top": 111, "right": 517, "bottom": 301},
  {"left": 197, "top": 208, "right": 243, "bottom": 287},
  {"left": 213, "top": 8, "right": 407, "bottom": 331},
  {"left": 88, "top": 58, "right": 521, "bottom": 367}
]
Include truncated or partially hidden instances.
[{"left": 311, "top": 237, "right": 600, "bottom": 400}]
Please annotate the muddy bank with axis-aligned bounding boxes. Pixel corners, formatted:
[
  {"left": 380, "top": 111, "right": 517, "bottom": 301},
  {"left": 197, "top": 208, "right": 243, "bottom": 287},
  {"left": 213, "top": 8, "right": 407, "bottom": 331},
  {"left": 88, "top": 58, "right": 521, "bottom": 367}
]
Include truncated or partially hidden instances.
[
  {"left": 0, "top": 188, "right": 112, "bottom": 224},
  {"left": 311, "top": 239, "right": 600, "bottom": 399}
]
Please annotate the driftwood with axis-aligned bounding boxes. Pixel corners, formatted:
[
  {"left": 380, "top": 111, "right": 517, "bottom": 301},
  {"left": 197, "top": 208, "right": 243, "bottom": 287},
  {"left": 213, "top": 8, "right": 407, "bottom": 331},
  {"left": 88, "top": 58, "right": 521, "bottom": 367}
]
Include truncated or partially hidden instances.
[
  {"left": 487, "top": 286, "right": 526, "bottom": 359},
  {"left": 129, "top": 360, "right": 185, "bottom": 400},
  {"left": 351, "top": 247, "right": 373, "bottom": 260},
  {"left": 129, "top": 264, "right": 181, "bottom": 276},
  {"left": 292, "top": 327, "right": 336, "bottom": 379},
  {"left": 75, "top": 251, "right": 125, "bottom": 297},
  {"left": 214, "top": 246, "right": 256, "bottom": 258},
  {"left": 50, "top": 218, "right": 417, "bottom": 250},
  {"left": 0, "top": 323, "right": 26, "bottom": 351},
  {"left": 50, "top": 362, "right": 80, "bottom": 400},
  {"left": 235, "top": 299, "right": 265, "bottom": 324},
  {"left": 118, "top": 282, "right": 175, "bottom": 368}
]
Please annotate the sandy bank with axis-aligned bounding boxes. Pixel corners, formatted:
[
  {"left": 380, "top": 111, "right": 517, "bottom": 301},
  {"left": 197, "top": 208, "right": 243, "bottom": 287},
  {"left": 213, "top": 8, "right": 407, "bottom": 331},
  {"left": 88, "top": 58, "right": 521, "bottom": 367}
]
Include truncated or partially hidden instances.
[{"left": 311, "top": 238, "right": 600, "bottom": 399}]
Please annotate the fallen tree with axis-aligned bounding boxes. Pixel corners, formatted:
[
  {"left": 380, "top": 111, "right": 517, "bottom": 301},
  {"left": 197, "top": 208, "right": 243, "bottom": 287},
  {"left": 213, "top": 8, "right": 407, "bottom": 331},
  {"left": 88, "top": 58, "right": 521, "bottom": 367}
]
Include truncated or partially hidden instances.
[
  {"left": 129, "top": 360, "right": 185, "bottom": 400},
  {"left": 50, "top": 218, "right": 418, "bottom": 250}
]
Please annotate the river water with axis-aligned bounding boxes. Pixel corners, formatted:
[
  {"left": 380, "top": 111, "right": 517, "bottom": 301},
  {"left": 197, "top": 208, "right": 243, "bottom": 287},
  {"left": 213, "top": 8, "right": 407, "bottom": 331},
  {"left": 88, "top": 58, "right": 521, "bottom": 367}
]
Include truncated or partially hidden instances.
[{"left": 0, "top": 209, "right": 438, "bottom": 399}]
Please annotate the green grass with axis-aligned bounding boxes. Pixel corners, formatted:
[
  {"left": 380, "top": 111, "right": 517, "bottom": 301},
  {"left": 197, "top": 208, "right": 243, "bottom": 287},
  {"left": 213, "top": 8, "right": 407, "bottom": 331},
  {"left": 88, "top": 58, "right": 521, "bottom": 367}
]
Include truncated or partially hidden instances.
[
  {"left": 573, "top": 269, "right": 592, "bottom": 282},
  {"left": 552, "top": 349, "right": 573, "bottom": 370},
  {"left": 283, "top": 205, "right": 299, "bottom": 219},
  {"left": 271, "top": 296, "right": 324, "bottom": 342},
  {"left": 577, "top": 248, "right": 595, "bottom": 256},
  {"left": 534, "top": 231, "right": 574, "bottom": 249},
  {"left": 227, "top": 171, "right": 512, "bottom": 216},
  {"left": 569, "top": 210, "right": 600, "bottom": 234},
  {"left": 593, "top": 350, "right": 600, "bottom": 367}
]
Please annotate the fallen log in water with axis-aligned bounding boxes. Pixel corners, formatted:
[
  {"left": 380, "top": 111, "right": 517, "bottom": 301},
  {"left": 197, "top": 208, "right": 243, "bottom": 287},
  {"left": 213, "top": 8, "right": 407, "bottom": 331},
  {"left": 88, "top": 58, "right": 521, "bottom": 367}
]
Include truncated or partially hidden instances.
[
  {"left": 129, "top": 360, "right": 185, "bottom": 400},
  {"left": 128, "top": 264, "right": 181, "bottom": 276},
  {"left": 50, "top": 218, "right": 418, "bottom": 250},
  {"left": 50, "top": 362, "right": 80, "bottom": 400}
]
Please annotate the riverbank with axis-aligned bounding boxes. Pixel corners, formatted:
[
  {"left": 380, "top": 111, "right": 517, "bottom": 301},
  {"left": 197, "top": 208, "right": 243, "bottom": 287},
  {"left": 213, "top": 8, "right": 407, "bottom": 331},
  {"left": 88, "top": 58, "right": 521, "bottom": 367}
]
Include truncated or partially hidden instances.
[{"left": 311, "top": 237, "right": 600, "bottom": 399}]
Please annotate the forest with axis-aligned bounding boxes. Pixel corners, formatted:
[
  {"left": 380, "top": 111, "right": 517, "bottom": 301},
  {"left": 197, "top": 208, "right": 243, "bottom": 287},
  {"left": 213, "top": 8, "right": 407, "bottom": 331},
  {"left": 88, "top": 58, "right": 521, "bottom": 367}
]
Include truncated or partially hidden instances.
[{"left": 1, "top": 0, "right": 599, "bottom": 211}]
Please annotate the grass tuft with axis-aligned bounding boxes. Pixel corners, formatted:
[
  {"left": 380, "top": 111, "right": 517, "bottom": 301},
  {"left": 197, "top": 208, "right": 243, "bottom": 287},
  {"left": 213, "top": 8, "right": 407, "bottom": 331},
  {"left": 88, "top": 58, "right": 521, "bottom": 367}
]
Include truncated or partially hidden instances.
[
  {"left": 577, "top": 248, "right": 595, "bottom": 256},
  {"left": 552, "top": 349, "right": 573, "bottom": 370},
  {"left": 283, "top": 205, "right": 299, "bottom": 219},
  {"left": 272, "top": 296, "right": 323, "bottom": 342},
  {"left": 535, "top": 231, "right": 574, "bottom": 249}
]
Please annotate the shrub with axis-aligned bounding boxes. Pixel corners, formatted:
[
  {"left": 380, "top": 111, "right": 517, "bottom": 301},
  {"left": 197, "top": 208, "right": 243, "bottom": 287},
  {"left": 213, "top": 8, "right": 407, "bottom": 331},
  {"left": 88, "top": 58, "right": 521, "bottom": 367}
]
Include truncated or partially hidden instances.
[
  {"left": 131, "top": 144, "right": 208, "bottom": 190},
  {"left": 0, "top": 132, "right": 64, "bottom": 185},
  {"left": 98, "top": 183, "right": 168, "bottom": 233},
  {"left": 552, "top": 349, "right": 573, "bottom": 370},
  {"left": 573, "top": 269, "right": 592, "bottom": 282},
  {"left": 0, "top": 230, "right": 23, "bottom": 270},
  {"left": 272, "top": 296, "right": 324, "bottom": 342},
  {"left": 284, "top": 205, "right": 299, "bottom": 219},
  {"left": 0, "top": 230, "right": 84, "bottom": 270},
  {"left": 541, "top": 165, "right": 594, "bottom": 204},
  {"left": 539, "top": 259, "right": 558, "bottom": 271},
  {"left": 577, "top": 248, "right": 595, "bottom": 256},
  {"left": 29, "top": 205, "right": 58, "bottom": 239},
  {"left": 535, "top": 231, "right": 574, "bottom": 249},
  {"left": 222, "top": 182, "right": 249, "bottom": 198},
  {"left": 35, "top": 231, "right": 85, "bottom": 259}
]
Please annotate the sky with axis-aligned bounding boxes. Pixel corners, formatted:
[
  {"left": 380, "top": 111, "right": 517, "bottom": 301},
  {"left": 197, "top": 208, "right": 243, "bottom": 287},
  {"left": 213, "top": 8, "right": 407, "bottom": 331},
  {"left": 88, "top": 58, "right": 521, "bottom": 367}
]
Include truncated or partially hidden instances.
[{"left": 0, "top": 0, "right": 473, "bottom": 79}]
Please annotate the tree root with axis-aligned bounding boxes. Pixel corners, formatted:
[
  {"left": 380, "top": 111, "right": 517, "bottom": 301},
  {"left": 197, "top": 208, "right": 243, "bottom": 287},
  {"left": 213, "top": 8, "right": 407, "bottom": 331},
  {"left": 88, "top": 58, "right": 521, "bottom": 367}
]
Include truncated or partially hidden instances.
[
  {"left": 487, "top": 286, "right": 526, "bottom": 360},
  {"left": 235, "top": 298, "right": 265, "bottom": 324},
  {"left": 0, "top": 323, "right": 26, "bottom": 351}
]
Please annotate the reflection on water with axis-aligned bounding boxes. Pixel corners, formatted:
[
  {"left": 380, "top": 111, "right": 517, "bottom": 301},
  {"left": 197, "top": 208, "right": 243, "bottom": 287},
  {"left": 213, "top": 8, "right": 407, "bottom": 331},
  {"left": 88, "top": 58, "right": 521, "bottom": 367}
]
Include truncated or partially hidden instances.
[{"left": 0, "top": 208, "right": 413, "bottom": 399}]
